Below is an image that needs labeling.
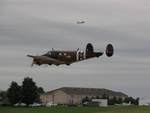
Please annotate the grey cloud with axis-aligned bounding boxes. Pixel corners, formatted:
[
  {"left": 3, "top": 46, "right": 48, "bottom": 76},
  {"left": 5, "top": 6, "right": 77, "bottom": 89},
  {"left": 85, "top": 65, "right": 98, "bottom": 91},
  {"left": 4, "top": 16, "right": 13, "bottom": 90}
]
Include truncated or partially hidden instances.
[{"left": 0, "top": 0, "right": 150, "bottom": 98}]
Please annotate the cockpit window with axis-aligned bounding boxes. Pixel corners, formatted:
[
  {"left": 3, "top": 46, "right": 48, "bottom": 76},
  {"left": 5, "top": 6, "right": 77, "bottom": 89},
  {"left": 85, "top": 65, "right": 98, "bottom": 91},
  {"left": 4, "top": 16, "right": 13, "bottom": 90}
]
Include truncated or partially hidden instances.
[
  {"left": 59, "top": 53, "right": 62, "bottom": 56},
  {"left": 64, "top": 53, "right": 67, "bottom": 56},
  {"left": 48, "top": 51, "right": 51, "bottom": 55}
]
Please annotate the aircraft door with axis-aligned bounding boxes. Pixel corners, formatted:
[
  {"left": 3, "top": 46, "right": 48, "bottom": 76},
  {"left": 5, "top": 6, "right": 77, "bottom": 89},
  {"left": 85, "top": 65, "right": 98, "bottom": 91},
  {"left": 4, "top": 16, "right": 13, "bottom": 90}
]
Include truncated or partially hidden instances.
[{"left": 76, "top": 50, "right": 79, "bottom": 61}]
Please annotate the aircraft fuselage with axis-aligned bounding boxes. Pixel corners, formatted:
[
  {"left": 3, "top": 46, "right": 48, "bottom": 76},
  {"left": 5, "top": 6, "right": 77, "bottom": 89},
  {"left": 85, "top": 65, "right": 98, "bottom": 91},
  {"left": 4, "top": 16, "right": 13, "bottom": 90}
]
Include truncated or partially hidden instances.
[{"left": 43, "top": 50, "right": 103, "bottom": 65}]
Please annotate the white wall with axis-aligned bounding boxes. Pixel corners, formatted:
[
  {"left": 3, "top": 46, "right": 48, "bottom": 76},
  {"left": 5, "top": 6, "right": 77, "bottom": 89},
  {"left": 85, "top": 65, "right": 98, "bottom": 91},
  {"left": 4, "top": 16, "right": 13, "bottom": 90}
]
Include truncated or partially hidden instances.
[{"left": 92, "top": 99, "right": 108, "bottom": 107}]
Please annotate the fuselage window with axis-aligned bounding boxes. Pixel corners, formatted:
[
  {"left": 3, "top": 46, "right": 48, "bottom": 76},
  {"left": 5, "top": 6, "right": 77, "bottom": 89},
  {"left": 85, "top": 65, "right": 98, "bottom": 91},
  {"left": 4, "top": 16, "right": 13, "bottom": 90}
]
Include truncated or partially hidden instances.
[
  {"left": 59, "top": 53, "right": 62, "bottom": 56},
  {"left": 64, "top": 53, "right": 67, "bottom": 56},
  {"left": 48, "top": 52, "right": 51, "bottom": 55}
]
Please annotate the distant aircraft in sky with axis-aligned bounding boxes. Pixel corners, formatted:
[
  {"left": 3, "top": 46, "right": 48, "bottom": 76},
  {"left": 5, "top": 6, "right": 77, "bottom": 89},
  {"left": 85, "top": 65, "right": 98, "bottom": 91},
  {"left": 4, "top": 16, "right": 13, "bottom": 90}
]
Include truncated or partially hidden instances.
[
  {"left": 27, "top": 43, "right": 114, "bottom": 66},
  {"left": 76, "top": 21, "right": 85, "bottom": 24}
]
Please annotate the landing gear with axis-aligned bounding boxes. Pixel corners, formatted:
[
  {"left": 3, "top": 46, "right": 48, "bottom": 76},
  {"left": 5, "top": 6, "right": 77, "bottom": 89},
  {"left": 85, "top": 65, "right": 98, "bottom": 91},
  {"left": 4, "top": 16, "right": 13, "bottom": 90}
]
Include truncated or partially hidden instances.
[
  {"left": 66, "top": 63, "right": 70, "bottom": 66},
  {"left": 37, "top": 62, "right": 41, "bottom": 66}
]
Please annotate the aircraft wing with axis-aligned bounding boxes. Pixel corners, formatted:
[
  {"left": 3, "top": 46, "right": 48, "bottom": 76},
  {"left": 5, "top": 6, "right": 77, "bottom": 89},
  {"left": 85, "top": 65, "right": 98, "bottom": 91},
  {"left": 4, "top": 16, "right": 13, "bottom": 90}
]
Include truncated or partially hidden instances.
[
  {"left": 44, "top": 56, "right": 65, "bottom": 65},
  {"left": 27, "top": 55, "right": 65, "bottom": 66}
]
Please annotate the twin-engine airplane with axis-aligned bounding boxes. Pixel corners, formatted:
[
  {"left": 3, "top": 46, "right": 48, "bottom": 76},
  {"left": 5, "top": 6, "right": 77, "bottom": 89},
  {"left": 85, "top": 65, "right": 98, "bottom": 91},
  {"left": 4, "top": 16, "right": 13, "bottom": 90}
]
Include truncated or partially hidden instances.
[
  {"left": 27, "top": 43, "right": 114, "bottom": 66},
  {"left": 76, "top": 21, "right": 85, "bottom": 24}
]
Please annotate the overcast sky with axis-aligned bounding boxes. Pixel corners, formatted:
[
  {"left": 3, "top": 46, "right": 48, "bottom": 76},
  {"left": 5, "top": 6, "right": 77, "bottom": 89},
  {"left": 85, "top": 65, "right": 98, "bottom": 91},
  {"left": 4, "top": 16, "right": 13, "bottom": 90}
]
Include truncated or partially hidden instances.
[{"left": 0, "top": 0, "right": 150, "bottom": 98}]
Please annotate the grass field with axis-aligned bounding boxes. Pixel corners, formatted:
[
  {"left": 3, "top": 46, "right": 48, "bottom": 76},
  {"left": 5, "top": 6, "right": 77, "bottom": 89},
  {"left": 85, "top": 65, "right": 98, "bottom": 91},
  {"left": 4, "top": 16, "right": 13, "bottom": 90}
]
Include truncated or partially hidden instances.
[{"left": 0, "top": 106, "right": 150, "bottom": 113}]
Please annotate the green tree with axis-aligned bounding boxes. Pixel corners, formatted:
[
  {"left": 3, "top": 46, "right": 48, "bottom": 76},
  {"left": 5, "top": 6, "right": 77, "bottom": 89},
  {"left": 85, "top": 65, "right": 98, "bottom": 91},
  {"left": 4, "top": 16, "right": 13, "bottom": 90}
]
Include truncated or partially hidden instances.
[
  {"left": 0, "top": 91, "right": 7, "bottom": 101},
  {"left": 128, "top": 97, "right": 135, "bottom": 105},
  {"left": 102, "top": 93, "right": 109, "bottom": 99},
  {"left": 117, "top": 97, "right": 123, "bottom": 104},
  {"left": 37, "top": 87, "right": 45, "bottom": 94},
  {"left": 82, "top": 96, "right": 91, "bottom": 104},
  {"left": 135, "top": 97, "right": 139, "bottom": 105},
  {"left": 7, "top": 81, "right": 21, "bottom": 105},
  {"left": 124, "top": 97, "right": 130, "bottom": 103},
  {"left": 21, "top": 77, "right": 38, "bottom": 106},
  {"left": 108, "top": 96, "right": 117, "bottom": 105},
  {"left": 35, "top": 87, "right": 45, "bottom": 103}
]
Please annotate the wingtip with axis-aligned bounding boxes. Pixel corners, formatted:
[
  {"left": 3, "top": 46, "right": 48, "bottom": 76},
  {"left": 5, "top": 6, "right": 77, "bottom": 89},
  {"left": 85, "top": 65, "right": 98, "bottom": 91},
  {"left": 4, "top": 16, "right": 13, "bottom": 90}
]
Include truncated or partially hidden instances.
[{"left": 27, "top": 55, "right": 34, "bottom": 58}]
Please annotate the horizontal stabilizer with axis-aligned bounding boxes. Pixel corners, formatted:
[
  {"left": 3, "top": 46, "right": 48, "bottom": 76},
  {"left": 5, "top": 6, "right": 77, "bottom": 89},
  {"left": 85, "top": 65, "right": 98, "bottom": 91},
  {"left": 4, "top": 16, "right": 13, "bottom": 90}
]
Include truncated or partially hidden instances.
[{"left": 27, "top": 55, "right": 35, "bottom": 58}]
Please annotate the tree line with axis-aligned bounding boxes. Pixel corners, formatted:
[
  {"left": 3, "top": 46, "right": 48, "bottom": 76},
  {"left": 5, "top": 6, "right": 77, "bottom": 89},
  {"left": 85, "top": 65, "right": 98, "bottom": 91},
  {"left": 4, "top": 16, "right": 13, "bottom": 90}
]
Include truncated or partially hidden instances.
[
  {"left": 0, "top": 77, "right": 44, "bottom": 106},
  {"left": 82, "top": 94, "right": 139, "bottom": 106}
]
